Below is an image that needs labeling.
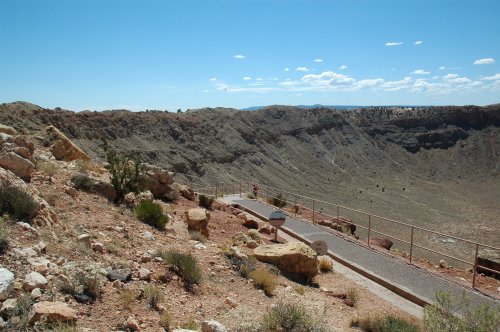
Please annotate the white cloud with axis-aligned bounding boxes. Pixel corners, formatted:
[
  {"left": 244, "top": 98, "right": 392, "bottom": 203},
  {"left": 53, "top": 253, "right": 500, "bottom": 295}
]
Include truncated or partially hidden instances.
[
  {"left": 474, "top": 58, "right": 495, "bottom": 65},
  {"left": 339, "top": 65, "right": 348, "bottom": 70},
  {"left": 202, "top": 89, "right": 209, "bottom": 93},
  {"left": 414, "top": 41, "right": 423, "bottom": 45},
  {"left": 385, "top": 42, "right": 403, "bottom": 46},
  {"left": 209, "top": 77, "right": 217, "bottom": 81},
  {"left": 296, "top": 67, "right": 311, "bottom": 72},
  {"left": 301, "top": 71, "right": 355, "bottom": 87},
  {"left": 284, "top": 67, "right": 290, "bottom": 72},
  {"left": 356, "top": 79, "right": 384, "bottom": 89},
  {"left": 256, "top": 77, "right": 263, "bottom": 81},
  {"left": 233, "top": 54, "right": 247, "bottom": 59},
  {"left": 243, "top": 76, "right": 252, "bottom": 81},
  {"left": 296, "top": 93, "right": 302, "bottom": 96},
  {"left": 412, "top": 69, "right": 430, "bottom": 75},
  {"left": 314, "top": 59, "right": 323, "bottom": 63},
  {"left": 481, "top": 73, "right": 500, "bottom": 81},
  {"left": 439, "top": 66, "right": 446, "bottom": 70}
]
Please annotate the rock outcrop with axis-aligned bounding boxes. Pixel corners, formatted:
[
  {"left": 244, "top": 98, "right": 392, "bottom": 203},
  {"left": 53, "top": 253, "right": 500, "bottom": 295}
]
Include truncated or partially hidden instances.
[
  {"left": 0, "top": 167, "right": 57, "bottom": 226},
  {"left": 172, "top": 182, "right": 195, "bottom": 201},
  {"left": 46, "top": 125, "right": 91, "bottom": 161},
  {"left": 253, "top": 242, "right": 318, "bottom": 278},
  {"left": 29, "top": 301, "right": 78, "bottom": 324},
  {"left": 0, "top": 124, "right": 16, "bottom": 135},
  {"left": 142, "top": 163, "right": 174, "bottom": 198},
  {"left": 185, "top": 208, "right": 210, "bottom": 237},
  {"left": 0, "top": 151, "right": 35, "bottom": 179},
  {"left": 317, "top": 216, "right": 356, "bottom": 235}
]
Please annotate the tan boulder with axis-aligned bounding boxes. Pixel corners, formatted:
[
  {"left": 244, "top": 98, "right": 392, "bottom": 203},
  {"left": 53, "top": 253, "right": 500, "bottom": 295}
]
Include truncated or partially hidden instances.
[
  {"left": 185, "top": 208, "right": 210, "bottom": 237},
  {"left": 13, "top": 136, "right": 35, "bottom": 157},
  {"left": 142, "top": 163, "right": 173, "bottom": 198},
  {"left": 91, "top": 181, "right": 117, "bottom": 201},
  {"left": 171, "top": 182, "right": 195, "bottom": 201},
  {"left": 253, "top": 242, "right": 318, "bottom": 278},
  {"left": 29, "top": 301, "right": 77, "bottom": 324},
  {"left": 0, "top": 152, "right": 35, "bottom": 179},
  {"left": 46, "top": 125, "right": 90, "bottom": 161},
  {"left": 0, "top": 124, "right": 16, "bottom": 135}
]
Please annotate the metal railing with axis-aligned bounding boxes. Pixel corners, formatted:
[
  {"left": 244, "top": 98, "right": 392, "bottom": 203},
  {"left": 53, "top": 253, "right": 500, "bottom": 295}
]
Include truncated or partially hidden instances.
[{"left": 178, "top": 176, "right": 500, "bottom": 289}]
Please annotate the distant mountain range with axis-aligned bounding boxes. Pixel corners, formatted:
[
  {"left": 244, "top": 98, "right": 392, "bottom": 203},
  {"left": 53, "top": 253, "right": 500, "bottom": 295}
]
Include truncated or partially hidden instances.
[{"left": 240, "top": 104, "right": 424, "bottom": 111}]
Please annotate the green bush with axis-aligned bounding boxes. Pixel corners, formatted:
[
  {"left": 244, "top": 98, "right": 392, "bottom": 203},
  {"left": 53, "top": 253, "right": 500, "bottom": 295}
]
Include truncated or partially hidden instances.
[
  {"left": 71, "top": 174, "right": 95, "bottom": 192},
  {"left": 261, "top": 302, "right": 327, "bottom": 332},
  {"left": 269, "top": 193, "right": 287, "bottom": 208},
  {"left": 0, "top": 218, "right": 8, "bottom": 254},
  {"left": 424, "top": 290, "right": 499, "bottom": 332},
  {"left": 0, "top": 184, "right": 38, "bottom": 222},
  {"left": 198, "top": 194, "right": 214, "bottom": 209},
  {"left": 164, "top": 251, "right": 202, "bottom": 289},
  {"left": 353, "top": 315, "right": 419, "bottom": 332},
  {"left": 134, "top": 200, "right": 169, "bottom": 230},
  {"left": 101, "top": 139, "right": 146, "bottom": 202}
]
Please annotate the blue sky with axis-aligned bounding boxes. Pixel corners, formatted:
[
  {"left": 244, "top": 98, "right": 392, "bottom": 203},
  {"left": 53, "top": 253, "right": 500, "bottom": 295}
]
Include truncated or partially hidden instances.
[{"left": 1, "top": 0, "right": 499, "bottom": 111}]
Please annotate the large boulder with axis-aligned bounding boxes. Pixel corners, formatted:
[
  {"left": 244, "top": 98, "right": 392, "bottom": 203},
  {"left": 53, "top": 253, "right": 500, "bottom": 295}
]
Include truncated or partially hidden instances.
[
  {"left": 91, "top": 181, "right": 117, "bottom": 202},
  {"left": 29, "top": 301, "right": 78, "bottom": 324},
  {"left": 23, "top": 271, "right": 48, "bottom": 291},
  {"left": 477, "top": 249, "right": 500, "bottom": 278},
  {"left": 185, "top": 208, "right": 210, "bottom": 237},
  {"left": 46, "top": 125, "right": 91, "bottom": 162},
  {"left": 317, "top": 216, "right": 356, "bottom": 235},
  {"left": 142, "top": 163, "right": 174, "bottom": 198},
  {"left": 0, "top": 268, "right": 15, "bottom": 301},
  {"left": 0, "top": 167, "right": 57, "bottom": 226},
  {"left": 0, "top": 151, "right": 35, "bottom": 179},
  {"left": 0, "top": 124, "right": 16, "bottom": 135},
  {"left": 253, "top": 242, "right": 318, "bottom": 278},
  {"left": 171, "top": 182, "right": 195, "bottom": 201},
  {"left": 368, "top": 238, "right": 393, "bottom": 250}
]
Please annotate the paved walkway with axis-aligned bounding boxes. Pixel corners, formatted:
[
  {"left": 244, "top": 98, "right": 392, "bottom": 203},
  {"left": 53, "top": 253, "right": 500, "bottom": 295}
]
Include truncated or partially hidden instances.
[{"left": 223, "top": 196, "right": 499, "bottom": 309}]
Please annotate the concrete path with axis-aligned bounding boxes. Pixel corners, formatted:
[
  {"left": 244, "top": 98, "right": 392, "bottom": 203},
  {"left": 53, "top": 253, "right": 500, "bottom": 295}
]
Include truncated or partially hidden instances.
[{"left": 222, "top": 195, "right": 499, "bottom": 309}]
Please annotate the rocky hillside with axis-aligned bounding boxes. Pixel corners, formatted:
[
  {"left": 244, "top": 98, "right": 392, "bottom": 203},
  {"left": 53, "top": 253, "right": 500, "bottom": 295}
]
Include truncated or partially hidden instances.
[
  {"left": 0, "top": 123, "right": 421, "bottom": 331},
  {"left": 1, "top": 102, "right": 499, "bottom": 261}
]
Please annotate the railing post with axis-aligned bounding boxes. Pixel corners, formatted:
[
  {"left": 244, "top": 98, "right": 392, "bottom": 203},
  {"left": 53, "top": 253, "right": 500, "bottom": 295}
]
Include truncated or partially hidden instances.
[
  {"left": 472, "top": 243, "right": 479, "bottom": 289},
  {"left": 232, "top": 182, "right": 235, "bottom": 196},
  {"left": 312, "top": 200, "right": 315, "bottom": 223},
  {"left": 368, "top": 215, "right": 371, "bottom": 247},
  {"left": 294, "top": 196, "right": 298, "bottom": 217},
  {"left": 239, "top": 182, "right": 242, "bottom": 197},
  {"left": 409, "top": 226, "right": 414, "bottom": 264},
  {"left": 336, "top": 206, "right": 339, "bottom": 220}
]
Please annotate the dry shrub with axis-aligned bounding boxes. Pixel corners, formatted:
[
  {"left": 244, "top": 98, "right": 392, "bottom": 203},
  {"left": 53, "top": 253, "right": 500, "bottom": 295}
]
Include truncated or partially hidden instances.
[
  {"left": 120, "top": 289, "right": 136, "bottom": 310},
  {"left": 261, "top": 302, "right": 327, "bottom": 332},
  {"left": 144, "top": 284, "right": 164, "bottom": 309},
  {"left": 294, "top": 285, "right": 306, "bottom": 295},
  {"left": 249, "top": 268, "right": 276, "bottom": 296},
  {"left": 160, "top": 312, "right": 172, "bottom": 330},
  {"left": 164, "top": 250, "right": 203, "bottom": 289},
  {"left": 346, "top": 287, "right": 359, "bottom": 306},
  {"left": 352, "top": 314, "right": 420, "bottom": 332},
  {"left": 36, "top": 160, "right": 58, "bottom": 176},
  {"left": 189, "top": 230, "right": 207, "bottom": 243},
  {"left": 0, "top": 218, "right": 9, "bottom": 254},
  {"left": 318, "top": 257, "right": 333, "bottom": 273}
]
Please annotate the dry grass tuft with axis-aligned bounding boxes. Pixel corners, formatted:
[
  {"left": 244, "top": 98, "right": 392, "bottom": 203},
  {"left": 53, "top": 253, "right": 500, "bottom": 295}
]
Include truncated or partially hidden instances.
[
  {"left": 318, "top": 257, "right": 333, "bottom": 273},
  {"left": 249, "top": 267, "right": 276, "bottom": 296}
]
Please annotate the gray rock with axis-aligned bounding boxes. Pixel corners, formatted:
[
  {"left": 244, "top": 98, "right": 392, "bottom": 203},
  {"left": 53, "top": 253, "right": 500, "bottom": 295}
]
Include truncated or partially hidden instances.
[
  {"left": 23, "top": 271, "right": 48, "bottom": 291},
  {"left": 140, "top": 231, "right": 155, "bottom": 241},
  {"left": 77, "top": 234, "right": 91, "bottom": 248},
  {"left": 0, "top": 268, "right": 15, "bottom": 300},
  {"left": 0, "top": 298, "right": 17, "bottom": 316},
  {"left": 202, "top": 320, "right": 228, "bottom": 332},
  {"left": 106, "top": 268, "right": 132, "bottom": 282}
]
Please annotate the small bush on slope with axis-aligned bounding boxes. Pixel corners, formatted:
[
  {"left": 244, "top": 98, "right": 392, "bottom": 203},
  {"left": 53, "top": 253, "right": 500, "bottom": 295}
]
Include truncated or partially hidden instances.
[{"left": 134, "top": 200, "right": 169, "bottom": 230}]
